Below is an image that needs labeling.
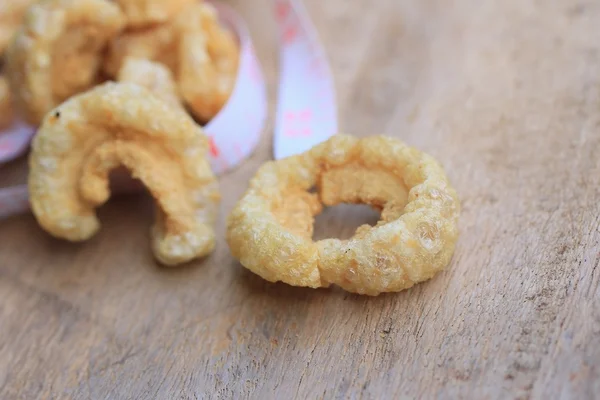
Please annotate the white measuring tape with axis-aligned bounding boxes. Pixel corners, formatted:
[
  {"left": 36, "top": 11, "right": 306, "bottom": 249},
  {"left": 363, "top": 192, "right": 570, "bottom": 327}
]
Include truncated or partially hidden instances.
[{"left": 0, "top": 0, "right": 338, "bottom": 220}]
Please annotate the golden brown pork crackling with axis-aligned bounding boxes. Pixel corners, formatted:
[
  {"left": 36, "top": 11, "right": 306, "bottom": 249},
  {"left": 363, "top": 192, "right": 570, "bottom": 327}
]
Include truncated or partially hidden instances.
[
  {"left": 115, "top": 0, "right": 195, "bottom": 28},
  {"left": 0, "top": 76, "right": 14, "bottom": 129},
  {"left": 0, "top": 0, "right": 35, "bottom": 56},
  {"left": 116, "top": 56, "right": 182, "bottom": 109},
  {"left": 28, "top": 82, "right": 220, "bottom": 266},
  {"left": 104, "top": 2, "right": 240, "bottom": 123},
  {"left": 5, "top": 0, "right": 126, "bottom": 126},
  {"left": 226, "top": 134, "right": 460, "bottom": 296}
]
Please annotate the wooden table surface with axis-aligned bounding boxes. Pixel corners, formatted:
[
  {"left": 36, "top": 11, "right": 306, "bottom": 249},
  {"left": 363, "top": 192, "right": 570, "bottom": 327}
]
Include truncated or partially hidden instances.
[{"left": 1, "top": 0, "right": 599, "bottom": 398}]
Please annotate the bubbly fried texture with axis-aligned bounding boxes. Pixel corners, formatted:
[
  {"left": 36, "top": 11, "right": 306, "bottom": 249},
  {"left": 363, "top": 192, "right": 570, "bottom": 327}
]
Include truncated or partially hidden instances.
[
  {"left": 104, "top": 2, "right": 240, "bottom": 123},
  {"left": 104, "top": 2, "right": 239, "bottom": 122},
  {"left": 5, "top": 0, "right": 126, "bottom": 126},
  {"left": 0, "top": 0, "right": 34, "bottom": 56},
  {"left": 175, "top": 2, "right": 239, "bottom": 123},
  {"left": 115, "top": 0, "right": 195, "bottom": 28},
  {"left": 226, "top": 134, "right": 461, "bottom": 296},
  {"left": 103, "top": 22, "right": 177, "bottom": 78},
  {"left": 28, "top": 82, "right": 220, "bottom": 266},
  {"left": 117, "top": 57, "right": 182, "bottom": 109},
  {"left": 0, "top": 76, "right": 13, "bottom": 129}
]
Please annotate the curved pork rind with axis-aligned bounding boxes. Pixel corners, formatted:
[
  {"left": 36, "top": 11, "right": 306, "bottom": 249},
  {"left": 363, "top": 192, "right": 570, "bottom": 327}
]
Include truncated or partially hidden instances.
[
  {"left": 105, "top": 2, "right": 239, "bottom": 123},
  {"left": 5, "top": 0, "right": 126, "bottom": 126},
  {"left": 175, "top": 2, "right": 239, "bottom": 123},
  {"left": 115, "top": 0, "right": 195, "bottom": 28},
  {"left": 226, "top": 134, "right": 461, "bottom": 296},
  {"left": 29, "top": 82, "right": 220, "bottom": 266},
  {"left": 0, "top": 0, "right": 34, "bottom": 56}
]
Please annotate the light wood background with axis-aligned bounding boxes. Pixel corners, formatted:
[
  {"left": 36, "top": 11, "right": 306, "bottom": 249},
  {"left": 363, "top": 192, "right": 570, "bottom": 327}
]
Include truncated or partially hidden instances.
[{"left": 1, "top": 0, "right": 599, "bottom": 398}]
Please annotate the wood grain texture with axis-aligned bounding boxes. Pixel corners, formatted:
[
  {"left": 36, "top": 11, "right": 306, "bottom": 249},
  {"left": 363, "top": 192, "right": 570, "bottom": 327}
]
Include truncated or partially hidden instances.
[{"left": 1, "top": 0, "right": 599, "bottom": 398}]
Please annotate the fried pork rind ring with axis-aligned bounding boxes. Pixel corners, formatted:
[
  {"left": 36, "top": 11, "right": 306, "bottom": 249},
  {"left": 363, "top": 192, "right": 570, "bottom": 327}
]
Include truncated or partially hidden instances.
[
  {"left": 115, "top": 0, "right": 195, "bottom": 28},
  {"left": 0, "top": 76, "right": 14, "bottom": 129},
  {"left": 28, "top": 82, "right": 220, "bottom": 266},
  {"left": 226, "top": 134, "right": 461, "bottom": 296},
  {"left": 176, "top": 3, "right": 239, "bottom": 123},
  {"left": 0, "top": 0, "right": 34, "bottom": 56},
  {"left": 5, "top": 0, "right": 126, "bottom": 126},
  {"left": 116, "top": 57, "right": 182, "bottom": 109}
]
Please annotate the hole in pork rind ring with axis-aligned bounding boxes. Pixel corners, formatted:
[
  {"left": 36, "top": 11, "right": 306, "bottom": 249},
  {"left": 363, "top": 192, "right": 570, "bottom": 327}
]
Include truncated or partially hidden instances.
[
  {"left": 226, "top": 134, "right": 461, "bottom": 296},
  {"left": 28, "top": 82, "right": 221, "bottom": 266},
  {"left": 5, "top": 0, "right": 126, "bottom": 126}
]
